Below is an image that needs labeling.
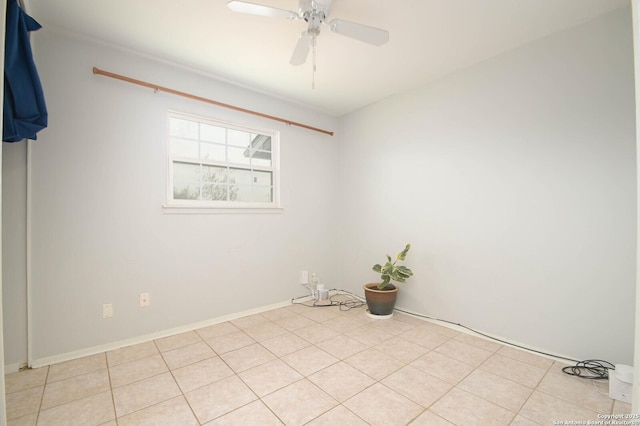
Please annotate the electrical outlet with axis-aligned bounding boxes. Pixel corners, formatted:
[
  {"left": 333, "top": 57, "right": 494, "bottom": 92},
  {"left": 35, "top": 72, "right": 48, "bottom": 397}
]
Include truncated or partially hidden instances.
[
  {"left": 300, "top": 270, "right": 309, "bottom": 285},
  {"left": 102, "top": 303, "right": 113, "bottom": 319},
  {"left": 139, "top": 293, "right": 150, "bottom": 307}
]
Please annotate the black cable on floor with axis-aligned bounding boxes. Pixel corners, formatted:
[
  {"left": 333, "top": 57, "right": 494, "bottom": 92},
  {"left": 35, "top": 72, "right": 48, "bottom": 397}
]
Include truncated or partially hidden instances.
[{"left": 561, "top": 360, "right": 614, "bottom": 380}]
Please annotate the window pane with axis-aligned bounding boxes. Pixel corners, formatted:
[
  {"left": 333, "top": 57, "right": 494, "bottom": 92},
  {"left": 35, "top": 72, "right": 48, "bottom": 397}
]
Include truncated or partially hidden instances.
[
  {"left": 202, "top": 184, "right": 228, "bottom": 201},
  {"left": 173, "top": 162, "right": 200, "bottom": 182},
  {"left": 228, "top": 146, "right": 251, "bottom": 165},
  {"left": 170, "top": 118, "right": 198, "bottom": 139},
  {"left": 250, "top": 150, "right": 272, "bottom": 167},
  {"left": 173, "top": 183, "right": 199, "bottom": 200},
  {"left": 170, "top": 137, "right": 199, "bottom": 159},
  {"left": 228, "top": 128, "right": 251, "bottom": 147},
  {"left": 253, "top": 170, "right": 272, "bottom": 186},
  {"left": 200, "top": 142, "right": 225, "bottom": 162},
  {"left": 229, "top": 168, "right": 253, "bottom": 185},
  {"left": 202, "top": 165, "right": 227, "bottom": 183},
  {"left": 253, "top": 186, "right": 273, "bottom": 202},
  {"left": 201, "top": 124, "right": 226, "bottom": 143}
]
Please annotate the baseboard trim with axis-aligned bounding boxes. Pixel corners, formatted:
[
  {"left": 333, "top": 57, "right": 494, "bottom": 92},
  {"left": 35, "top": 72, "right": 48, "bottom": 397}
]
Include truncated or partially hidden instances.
[{"left": 26, "top": 299, "right": 292, "bottom": 370}]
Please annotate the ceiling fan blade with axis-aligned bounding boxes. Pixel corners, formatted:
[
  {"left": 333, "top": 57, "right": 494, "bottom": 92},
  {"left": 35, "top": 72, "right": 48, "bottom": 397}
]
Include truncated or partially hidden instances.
[
  {"left": 227, "top": 0, "right": 299, "bottom": 20},
  {"left": 290, "top": 31, "right": 310, "bottom": 66},
  {"left": 329, "top": 19, "right": 389, "bottom": 46}
]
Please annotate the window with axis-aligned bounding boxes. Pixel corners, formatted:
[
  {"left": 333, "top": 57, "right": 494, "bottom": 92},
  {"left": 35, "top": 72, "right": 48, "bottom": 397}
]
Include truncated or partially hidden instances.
[{"left": 167, "top": 111, "right": 280, "bottom": 209}]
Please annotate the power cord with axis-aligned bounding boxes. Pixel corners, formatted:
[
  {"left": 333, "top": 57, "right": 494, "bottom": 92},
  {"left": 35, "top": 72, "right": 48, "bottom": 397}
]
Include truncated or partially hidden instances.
[
  {"left": 290, "top": 289, "right": 365, "bottom": 310},
  {"left": 561, "top": 360, "right": 614, "bottom": 380}
]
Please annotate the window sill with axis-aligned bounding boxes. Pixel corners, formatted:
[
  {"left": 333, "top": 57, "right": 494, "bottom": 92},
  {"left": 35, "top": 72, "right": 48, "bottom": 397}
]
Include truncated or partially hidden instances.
[{"left": 162, "top": 204, "right": 284, "bottom": 215}]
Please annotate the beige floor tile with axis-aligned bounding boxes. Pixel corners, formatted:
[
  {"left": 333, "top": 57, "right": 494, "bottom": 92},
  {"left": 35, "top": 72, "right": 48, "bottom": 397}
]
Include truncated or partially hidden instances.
[
  {"left": 230, "top": 313, "right": 269, "bottom": 329},
  {"left": 206, "top": 400, "right": 284, "bottom": 425},
  {"left": 382, "top": 365, "right": 451, "bottom": 408},
  {"left": 262, "top": 379, "right": 338, "bottom": 425},
  {"left": 399, "top": 326, "right": 452, "bottom": 349},
  {"left": 238, "top": 359, "right": 303, "bottom": 397},
  {"left": 294, "top": 323, "right": 341, "bottom": 344},
  {"left": 409, "top": 410, "right": 454, "bottom": 425},
  {"left": 375, "top": 336, "right": 431, "bottom": 364},
  {"left": 261, "top": 306, "right": 298, "bottom": 321},
  {"left": 316, "top": 334, "right": 368, "bottom": 359},
  {"left": 107, "top": 341, "right": 158, "bottom": 367},
  {"left": 41, "top": 369, "right": 110, "bottom": 410},
  {"left": 393, "top": 312, "right": 429, "bottom": 326},
  {"left": 344, "top": 382, "right": 424, "bottom": 426},
  {"left": 413, "top": 352, "right": 473, "bottom": 387},
  {"left": 306, "top": 405, "right": 369, "bottom": 425},
  {"left": 220, "top": 343, "right": 276, "bottom": 373},
  {"left": 497, "top": 345, "right": 554, "bottom": 369},
  {"left": 154, "top": 331, "right": 202, "bottom": 352},
  {"left": 434, "top": 339, "right": 494, "bottom": 367},
  {"left": 195, "top": 321, "right": 240, "bottom": 341},
  {"left": 47, "top": 354, "right": 106, "bottom": 383},
  {"left": 185, "top": 375, "right": 258, "bottom": 423},
  {"left": 37, "top": 391, "right": 115, "bottom": 426},
  {"left": 323, "top": 316, "right": 364, "bottom": 333},
  {"left": 518, "top": 391, "right": 600, "bottom": 425},
  {"left": 260, "top": 332, "right": 311, "bottom": 357},
  {"left": 536, "top": 369, "right": 613, "bottom": 413},
  {"left": 274, "top": 313, "right": 317, "bottom": 331},
  {"left": 345, "top": 325, "right": 394, "bottom": 346},
  {"left": 172, "top": 356, "right": 235, "bottom": 393},
  {"left": 108, "top": 353, "right": 168, "bottom": 388},
  {"left": 112, "top": 372, "right": 181, "bottom": 417},
  {"left": 480, "top": 354, "right": 547, "bottom": 388},
  {"left": 281, "top": 345, "right": 339, "bottom": 376},
  {"left": 453, "top": 333, "right": 503, "bottom": 352},
  {"left": 6, "top": 386, "right": 44, "bottom": 420},
  {"left": 243, "top": 321, "right": 288, "bottom": 342},
  {"left": 430, "top": 387, "right": 515, "bottom": 426},
  {"left": 297, "top": 306, "right": 341, "bottom": 322},
  {"left": 117, "top": 396, "right": 198, "bottom": 426},
  {"left": 162, "top": 341, "right": 215, "bottom": 369},
  {"left": 419, "top": 321, "right": 461, "bottom": 337},
  {"left": 308, "top": 361, "right": 375, "bottom": 402},
  {"left": 204, "top": 330, "right": 255, "bottom": 354},
  {"left": 7, "top": 412, "right": 38, "bottom": 426},
  {"left": 5, "top": 367, "right": 48, "bottom": 394},
  {"left": 370, "top": 317, "right": 417, "bottom": 335},
  {"left": 345, "top": 347, "right": 404, "bottom": 380},
  {"left": 509, "top": 415, "right": 540, "bottom": 426},
  {"left": 457, "top": 369, "right": 532, "bottom": 412}
]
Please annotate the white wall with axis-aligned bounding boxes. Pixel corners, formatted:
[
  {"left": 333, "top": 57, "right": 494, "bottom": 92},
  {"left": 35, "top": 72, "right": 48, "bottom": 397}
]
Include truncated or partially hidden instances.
[
  {"left": 2, "top": 142, "right": 27, "bottom": 368},
  {"left": 5, "top": 29, "right": 340, "bottom": 363},
  {"left": 338, "top": 7, "right": 636, "bottom": 363}
]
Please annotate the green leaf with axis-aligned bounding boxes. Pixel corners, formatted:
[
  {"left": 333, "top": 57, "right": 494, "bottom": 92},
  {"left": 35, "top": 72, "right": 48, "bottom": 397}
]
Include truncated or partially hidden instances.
[
  {"left": 372, "top": 264, "right": 382, "bottom": 273},
  {"left": 397, "top": 243, "right": 411, "bottom": 261},
  {"left": 386, "top": 254, "right": 392, "bottom": 262}
]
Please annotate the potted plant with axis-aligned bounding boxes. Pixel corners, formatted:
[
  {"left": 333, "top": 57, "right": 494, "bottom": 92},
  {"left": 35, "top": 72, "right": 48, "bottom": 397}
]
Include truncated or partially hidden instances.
[{"left": 364, "top": 243, "right": 413, "bottom": 317}]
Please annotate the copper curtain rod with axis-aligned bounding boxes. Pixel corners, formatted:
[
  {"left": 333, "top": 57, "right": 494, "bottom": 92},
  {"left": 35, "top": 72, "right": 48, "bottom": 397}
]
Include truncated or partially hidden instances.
[{"left": 92, "top": 67, "right": 334, "bottom": 136}]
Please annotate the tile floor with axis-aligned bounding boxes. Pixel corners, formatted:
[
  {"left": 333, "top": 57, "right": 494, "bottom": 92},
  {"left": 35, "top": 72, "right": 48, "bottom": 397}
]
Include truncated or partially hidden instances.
[{"left": 5, "top": 295, "right": 632, "bottom": 425}]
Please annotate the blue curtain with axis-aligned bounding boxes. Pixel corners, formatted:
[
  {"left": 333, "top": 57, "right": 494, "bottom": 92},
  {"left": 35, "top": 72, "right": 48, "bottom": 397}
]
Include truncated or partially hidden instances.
[{"left": 3, "top": 0, "right": 47, "bottom": 142}]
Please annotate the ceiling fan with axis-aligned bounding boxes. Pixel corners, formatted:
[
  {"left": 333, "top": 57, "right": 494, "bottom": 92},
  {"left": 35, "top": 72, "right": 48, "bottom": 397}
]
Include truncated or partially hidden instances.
[{"left": 227, "top": 0, "right": 390, "bottom": 66}]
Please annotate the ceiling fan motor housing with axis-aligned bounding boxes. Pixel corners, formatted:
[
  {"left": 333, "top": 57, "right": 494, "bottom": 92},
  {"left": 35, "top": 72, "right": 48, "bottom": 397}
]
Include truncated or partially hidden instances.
[{"left": 300, "top": 0, "right": 332, "bottom": 18}]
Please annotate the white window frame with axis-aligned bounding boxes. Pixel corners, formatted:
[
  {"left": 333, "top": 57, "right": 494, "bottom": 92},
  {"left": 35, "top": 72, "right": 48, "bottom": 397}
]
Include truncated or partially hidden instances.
[{"left": 164, "top": 111, "right": 281, "bottom": 213}]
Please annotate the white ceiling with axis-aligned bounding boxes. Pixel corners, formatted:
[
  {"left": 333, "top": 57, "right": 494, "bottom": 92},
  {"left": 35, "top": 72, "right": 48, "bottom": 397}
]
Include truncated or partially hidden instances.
[{"left": 25, "top": 0, "right": 629, "bottom": 116}]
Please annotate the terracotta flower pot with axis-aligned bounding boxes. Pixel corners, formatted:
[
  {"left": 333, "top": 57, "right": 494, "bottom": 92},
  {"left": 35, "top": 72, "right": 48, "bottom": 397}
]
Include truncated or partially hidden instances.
[{"left": 363, "top": 283, "right": 398, "bottom": 316}]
